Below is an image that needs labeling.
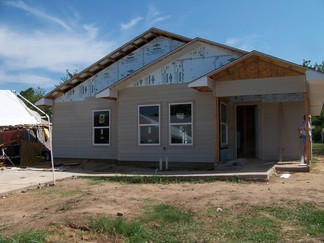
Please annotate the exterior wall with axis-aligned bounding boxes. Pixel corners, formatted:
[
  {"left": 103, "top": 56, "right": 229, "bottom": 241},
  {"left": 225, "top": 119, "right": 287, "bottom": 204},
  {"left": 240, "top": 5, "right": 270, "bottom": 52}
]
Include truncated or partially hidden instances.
[
  {"left": 117, "top": 84, "right": 215, "bottom": 164},
  {"left": 52, "top": 97, "right": 118, "bottom": 159},
  {"left": 262, "top": 102, "right": 304, "bottom": 160}
]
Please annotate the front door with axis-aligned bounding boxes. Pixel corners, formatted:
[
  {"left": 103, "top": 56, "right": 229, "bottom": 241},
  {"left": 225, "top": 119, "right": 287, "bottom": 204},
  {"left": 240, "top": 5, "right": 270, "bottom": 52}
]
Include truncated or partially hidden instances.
[{"left": 236, "top": 105, "right": 258, "bottom": 158}]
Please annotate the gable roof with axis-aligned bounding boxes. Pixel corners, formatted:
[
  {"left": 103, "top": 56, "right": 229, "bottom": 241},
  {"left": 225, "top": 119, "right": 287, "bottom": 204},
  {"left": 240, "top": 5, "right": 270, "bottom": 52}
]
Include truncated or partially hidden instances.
[
  {"left": 96, "top": 37, "right": 246, "bottom": 98},
  {"left": 208, "top": 50, "right": 306, "bottom": 81},
  {"left": 43, "top": 28, "right": 192, "bottom": 100},
  {"left": 188, "top": 51, "right": 307, "bottom": 92},
  {"left": 41, "top": 28, "right": 247, "bottom": 101}
]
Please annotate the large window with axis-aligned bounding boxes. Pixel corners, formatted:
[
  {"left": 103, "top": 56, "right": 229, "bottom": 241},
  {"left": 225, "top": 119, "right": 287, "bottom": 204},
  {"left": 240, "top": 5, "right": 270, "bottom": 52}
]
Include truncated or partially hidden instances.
[
  {"left": 93, "top": 110, "right": 110, "bottom": 145},
  {"left": 138, "top": 105, "right": 160, "bottom": 145},
  {"left": 220, "top": 102, "right": 228, "bottom": 146},
  {"left": 169, "top": 103, "right": 193, "bottom": 145}
]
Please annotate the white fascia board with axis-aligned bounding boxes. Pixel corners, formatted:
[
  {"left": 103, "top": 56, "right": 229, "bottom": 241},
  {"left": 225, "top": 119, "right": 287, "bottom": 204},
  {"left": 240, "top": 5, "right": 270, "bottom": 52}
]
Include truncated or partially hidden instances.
[
  {"left": 95, "top": 88, "right": 118, "bottom": 99},
  {"left": 188, "top": 76, "right": 213, "bottom": 89},
  {"left": 35, "top": 98, "right": 54, "bottom": 106}
]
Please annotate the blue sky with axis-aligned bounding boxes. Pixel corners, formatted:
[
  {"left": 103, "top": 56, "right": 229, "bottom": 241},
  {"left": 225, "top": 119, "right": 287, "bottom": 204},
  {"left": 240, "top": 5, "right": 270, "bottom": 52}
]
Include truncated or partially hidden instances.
[{"left": 0, "top": 0, "right": 323, "bottom": 93}]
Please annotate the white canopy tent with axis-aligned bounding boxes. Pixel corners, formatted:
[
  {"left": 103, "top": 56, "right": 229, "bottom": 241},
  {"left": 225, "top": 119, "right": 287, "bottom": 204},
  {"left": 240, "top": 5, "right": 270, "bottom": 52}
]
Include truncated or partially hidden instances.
[
  {"left": 0, "top": 90, "right": 41, "bottom": 126},
  {"left": 0, "top": 90, "right": 55, "bottom": 184}
]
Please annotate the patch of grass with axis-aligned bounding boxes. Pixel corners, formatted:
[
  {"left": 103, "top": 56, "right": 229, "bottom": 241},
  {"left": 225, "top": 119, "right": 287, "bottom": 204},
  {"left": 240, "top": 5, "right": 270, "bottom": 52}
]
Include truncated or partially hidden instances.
[
  {"left": 0, "top": 230, "right": 48, "bottom": 243},
  {"left": 38, "top": 189, "right": 86, "bottom": 198},
  {"left": 255, "top": 202, "right": 324, "bottom": 237},
  {"left": 296, "top": 204, "right": 324, "bottom": 236},
  {"left": 312, "top": 143, "right": 324, "bottom": 156},
  {"left": 90, "top": 216, "right": 148, "bottom": 243},
  {"left": 141, "top": 204, "right": 193, "bottom": 224},
  {"left": 86, "top": 175, "right": 227, "bottom": 185},
  {"left": 86, "top": 175, "right": 186, "bottom": 185}
]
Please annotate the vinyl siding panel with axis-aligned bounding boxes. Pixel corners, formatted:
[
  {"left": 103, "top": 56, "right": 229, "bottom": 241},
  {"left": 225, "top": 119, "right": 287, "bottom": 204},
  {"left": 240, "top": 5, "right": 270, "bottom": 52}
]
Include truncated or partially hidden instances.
[
  {"left": 52, "top": 97, "right": 118, "bottom": 159},
  {"left": 118, "top": 84, "right": 215, "bottom": 163}
]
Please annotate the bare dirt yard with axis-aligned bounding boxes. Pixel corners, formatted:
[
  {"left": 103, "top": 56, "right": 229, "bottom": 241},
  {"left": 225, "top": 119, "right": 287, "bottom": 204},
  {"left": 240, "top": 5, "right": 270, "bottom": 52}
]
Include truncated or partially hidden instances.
[{"left": 0, "top": 158, "right": 323, "bottom": 242}]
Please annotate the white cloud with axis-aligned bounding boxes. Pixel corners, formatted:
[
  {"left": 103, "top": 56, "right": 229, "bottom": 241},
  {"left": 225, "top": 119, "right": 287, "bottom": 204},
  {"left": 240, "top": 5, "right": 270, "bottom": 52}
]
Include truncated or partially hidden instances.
[
  {"left": 0, "top": 26, "right": 114, "bottom": 72},
  {"left": 0, "top": 1, "right": 118, "bottom": 90},
  {"left": 0, "top": 70, "right": 55, "bottom": 88},
  {"left": 225, "top": 34, "right": 268, "bottom": 52},
  {"left": 4, "top": 0, "right": 73, "bottom": 31},
  {"left": 120, "top": 17, "right": 143, "bottom": 30},
  {"left": 146, "top": 6, "right": 170, "bottom": 25}
]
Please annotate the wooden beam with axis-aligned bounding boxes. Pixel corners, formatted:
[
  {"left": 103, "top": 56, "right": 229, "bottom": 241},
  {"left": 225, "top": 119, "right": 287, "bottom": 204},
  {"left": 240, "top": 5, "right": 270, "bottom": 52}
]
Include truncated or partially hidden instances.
[
  {"left": 214, "top": 97, "right": 220, "bottom": 164},
  {"left": 278, "top": 103, "right": 283, "bottom": 162},
  {"left": 304, "top": 92, "right": 312, "bottom": 164}
]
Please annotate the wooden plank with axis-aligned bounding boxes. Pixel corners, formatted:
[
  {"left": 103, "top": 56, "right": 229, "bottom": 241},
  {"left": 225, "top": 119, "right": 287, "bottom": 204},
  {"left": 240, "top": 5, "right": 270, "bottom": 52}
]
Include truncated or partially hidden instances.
[
  {"left": 278, "top": 103, "right": 283, "bottom": 162},
  {"left": 214, "top": 97, "right": 219, "bottom": 163},
  {"left": 304, "top": 92, "right": 312, "bottom": 164}
]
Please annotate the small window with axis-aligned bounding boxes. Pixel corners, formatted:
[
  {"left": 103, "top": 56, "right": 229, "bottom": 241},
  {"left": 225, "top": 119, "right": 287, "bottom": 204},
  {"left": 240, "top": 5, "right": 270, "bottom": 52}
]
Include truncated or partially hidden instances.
[
  {"left": 169, "top": 103, "right": 193, "bottom": 145},
  {"left": 138, "top": 105, "right": 160, "bottom": 145},
  {"left": 220, "top": 103, "right": 228, "bottom": 146},
  {"left": 93, "top": 110, "right": 110, "bottom": 145}
]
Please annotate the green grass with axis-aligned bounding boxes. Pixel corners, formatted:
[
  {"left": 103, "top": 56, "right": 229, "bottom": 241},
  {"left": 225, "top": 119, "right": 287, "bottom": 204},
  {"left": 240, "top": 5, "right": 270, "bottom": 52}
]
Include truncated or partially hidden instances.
[
  {"left": 86, "top": 175, "right": 184, "bottom": 185},
  {"left": 140, "top": 204, "right": 193, "bottom": 224},
  {"left": 2, "top": 203, "right": 323, "bottom": 242},
  {"left": 85, "top": 175, "right": 244, "bottom": 185},
  {"left": 255, "top": 202, "right": 324, "bottom": 238},
  {"left": 90, "top": 216, "right": 148, "bottom": 243},
  {"left": 312, "top": 143, "right": 324, "bottom": 155},
  {"left": 0, "top": 230, "right": 47, "bottom": 243},
  {"left": 37, "top": 189, "right": 86, "bottom": 198}
]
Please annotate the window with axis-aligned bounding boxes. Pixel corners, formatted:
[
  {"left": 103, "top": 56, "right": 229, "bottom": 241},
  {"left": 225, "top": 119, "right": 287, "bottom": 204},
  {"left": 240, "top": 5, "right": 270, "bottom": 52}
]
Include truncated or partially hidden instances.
[
  {"left": 220, "top": 102, "right": 228, "bottom": 146},
  {"left": 138, "top": 105, "right": 160, "bottom": 145},
  {"left": 93, "top": 110, "right": 110, "bottom": 145},
  {"left": 169, "top": 103, "right": 193, "bottom": 145}
]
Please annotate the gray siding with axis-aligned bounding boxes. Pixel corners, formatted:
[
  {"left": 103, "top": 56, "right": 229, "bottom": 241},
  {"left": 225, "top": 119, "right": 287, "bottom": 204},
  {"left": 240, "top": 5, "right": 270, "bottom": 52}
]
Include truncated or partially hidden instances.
[
  {"left": 118, "top": 84, "right": 215, "bottom": 163},
  {"left": 52, "top": 97, "right": 118, "bottom": 159}
]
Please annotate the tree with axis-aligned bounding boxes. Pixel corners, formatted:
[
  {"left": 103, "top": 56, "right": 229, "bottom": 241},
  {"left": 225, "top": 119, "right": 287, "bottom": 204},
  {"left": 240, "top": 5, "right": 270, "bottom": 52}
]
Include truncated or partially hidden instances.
[
  {"left": 303, "top": 60, "right": 324, "bottom": 142},
  {"left": 19, "top": 87, "right": 51, "bottom": 117},
  {"left": 302, "top": 60, "right": 324, "bottom": 73},
  {"left": 57, "top": 69, "right": 78, "bottom": 86}
]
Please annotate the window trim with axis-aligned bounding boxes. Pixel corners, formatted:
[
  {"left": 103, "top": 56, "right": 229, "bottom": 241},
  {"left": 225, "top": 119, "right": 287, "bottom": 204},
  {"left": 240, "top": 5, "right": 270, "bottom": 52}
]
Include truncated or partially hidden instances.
[
  {"left": 138, "top": 104, "right": 160, "bottom": 146},
  {"left": 169, "top": 102, "right": 193, "bottom": 146},
  {"left": 92, "top": 109, "right": 110, "bottom": 146},
  {"left": 220, "top": 102, "right": 228, "bottom": 147}
]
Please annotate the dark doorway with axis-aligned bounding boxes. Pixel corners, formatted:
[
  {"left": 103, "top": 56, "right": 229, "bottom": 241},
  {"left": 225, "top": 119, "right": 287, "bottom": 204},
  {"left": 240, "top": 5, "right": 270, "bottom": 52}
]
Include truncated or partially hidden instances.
[{"left": 236, "top": 105, "right": 258, "bottom": 158}]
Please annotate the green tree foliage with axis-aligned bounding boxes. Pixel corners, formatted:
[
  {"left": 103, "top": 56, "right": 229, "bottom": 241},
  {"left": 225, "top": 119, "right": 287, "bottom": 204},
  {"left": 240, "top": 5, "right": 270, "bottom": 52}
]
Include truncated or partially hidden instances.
[
  {"left": 57, "top": 69, "right": 78, "bottom": 86},
  {"left": 303, "top": 60, "right": 324, "bottom": 142},
  {"left": 302, "top": 60, "right": 324, "bottom": 73},
  {"left": 19, "top": 87, "right": 51, "bottom": 117}
]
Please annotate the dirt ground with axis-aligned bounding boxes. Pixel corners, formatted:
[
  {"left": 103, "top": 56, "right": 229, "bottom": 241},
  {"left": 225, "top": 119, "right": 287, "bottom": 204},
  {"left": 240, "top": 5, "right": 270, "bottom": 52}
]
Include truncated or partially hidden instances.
[{"left": 0, "top": 157, "right": 323, "bottom": 242}]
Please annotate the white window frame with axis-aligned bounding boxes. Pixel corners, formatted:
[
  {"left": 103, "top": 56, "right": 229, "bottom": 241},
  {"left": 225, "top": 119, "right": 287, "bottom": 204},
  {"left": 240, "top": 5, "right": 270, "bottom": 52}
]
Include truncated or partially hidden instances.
[
  {"left": 169, "top": 102, "right": 193, "bottom": 146},
  {"left": 220, "top": 102, "right": 228, "bottom": 146},
  {"left": 92, "top": 109, "right": 110, "bottom": 146},
  {"left": 138, "top": 104, "right": 160, "bottom": 146}
]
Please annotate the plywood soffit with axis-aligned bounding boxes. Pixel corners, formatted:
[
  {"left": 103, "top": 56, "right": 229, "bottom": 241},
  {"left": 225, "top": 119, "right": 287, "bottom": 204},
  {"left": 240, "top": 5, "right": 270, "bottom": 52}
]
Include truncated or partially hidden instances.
[{"left": 209, "top": 52, "right": 306, "bottom": 82}]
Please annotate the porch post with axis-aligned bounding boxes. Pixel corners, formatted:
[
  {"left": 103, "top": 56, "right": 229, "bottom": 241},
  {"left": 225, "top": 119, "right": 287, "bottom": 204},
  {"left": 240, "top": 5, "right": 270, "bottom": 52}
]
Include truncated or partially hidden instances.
[
  {"left": 278, "top": 103, "right": 283, "bottom": 162},
  {"left": 214, "top": 97, "right": 219, "bottom": 163},
  {"left": 304, "top": 92, "right": 312, "bottom": 164}
]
